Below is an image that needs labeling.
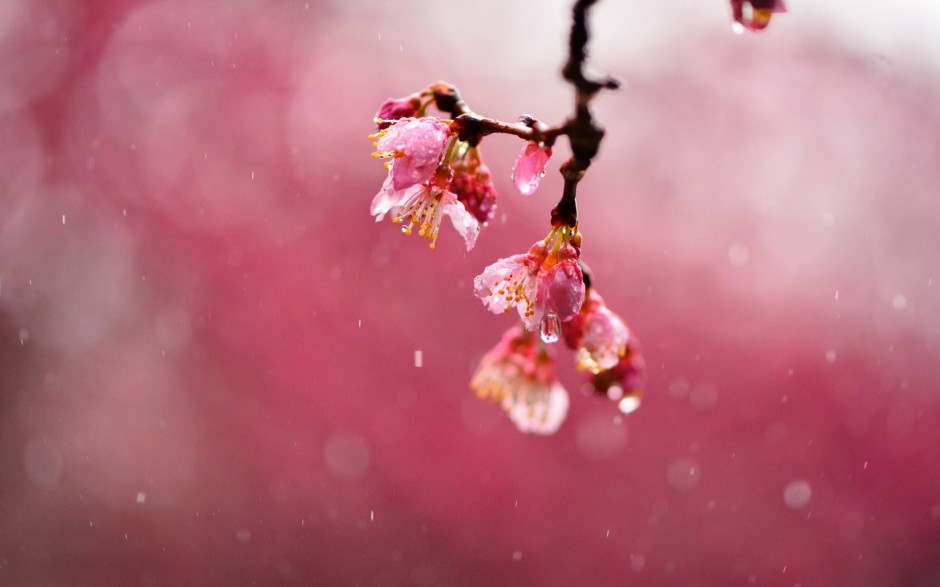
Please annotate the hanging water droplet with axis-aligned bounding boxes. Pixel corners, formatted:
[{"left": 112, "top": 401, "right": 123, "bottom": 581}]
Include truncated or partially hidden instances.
[
  {"left": 730, "top": 0, "right": 785, "bottom": 33},
  {"left": 540, "top": 312, "right": 561, "bottom": 344}
]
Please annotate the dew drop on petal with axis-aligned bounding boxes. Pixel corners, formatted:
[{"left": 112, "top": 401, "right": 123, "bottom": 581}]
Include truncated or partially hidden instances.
[{"left": 540, "top": 312, "right": 561, "bottom": 344}]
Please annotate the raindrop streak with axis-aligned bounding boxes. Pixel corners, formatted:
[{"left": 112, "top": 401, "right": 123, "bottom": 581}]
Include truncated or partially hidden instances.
[
  {"left": 414, "top": 350, "right": 423, "bottom": 368},
  {"left": 540, "top": 312, "right": 560, "bottom": 344}
]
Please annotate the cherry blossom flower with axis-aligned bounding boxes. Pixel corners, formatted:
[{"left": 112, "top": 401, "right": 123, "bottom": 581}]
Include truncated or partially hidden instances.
[
  {"left": 450, "top": 145, "right": 497, "bottom": 224},
  {"left": 371, "top": 117, "right": 451, "bottom": 191},
  {"left": 473, "top": 227, "right": 584, "bottom": 339},
  {"left": 371, "top": 168, "right": 479, "bottom": 250},
  {"left": 470, "top": 325, "right": 569, "bottom": 435},
  {"left": 586, "top": 335, "right": 646, "bottom": 415},
  {"left": 374, "top": 96, "right": 420, "bottom": 130},
  {"left": 562, "top": 289, "right": 630, "bottom": 374},
  {"left": 730, "top": 0, "right": 787, "bottom": 33},
  {"left": 511, "top": 141, "right": 552, "bottom": 196}
]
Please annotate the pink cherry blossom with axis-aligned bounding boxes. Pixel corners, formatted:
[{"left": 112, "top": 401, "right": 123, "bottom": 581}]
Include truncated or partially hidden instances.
[
  {"left": 370, "top": 175, "right": 420, "bottom": 222},
  {"left": 473, "top": 228, "right": 584, "bottom": 336},
  {"left": 562, "top": 289, "right": 630, "bottom": 374},
  {"left": 374, "top": 96, "right": 419, "bottom": 130},
  {"left": 511, "top": 141, "right": 552, "bottom": 196},
  {"left": 372, "top": 117, "right": 451, "bottom": 191},
  {"left": 470, "top": 325, "right": 569, "bottom": 435}
]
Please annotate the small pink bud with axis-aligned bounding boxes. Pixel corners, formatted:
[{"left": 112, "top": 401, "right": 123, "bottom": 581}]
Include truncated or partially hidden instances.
[
  {"left": 511, "top": 141, "right": 552, "bottom": 196},
  {"left": 374, "top": 97, "right": 419, "bottom": 130}
]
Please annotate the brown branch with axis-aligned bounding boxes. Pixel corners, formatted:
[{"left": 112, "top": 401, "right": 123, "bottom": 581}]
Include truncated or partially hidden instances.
[
  {"left": 552, "top": 0, "right": 619, "bottom": 228},
  {"left": 430, "top": 0, "right": 618, "bottom": 229}
]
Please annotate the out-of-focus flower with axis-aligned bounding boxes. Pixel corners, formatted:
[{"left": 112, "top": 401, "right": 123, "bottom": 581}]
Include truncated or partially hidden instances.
[
  {"left": 473, "top": 227, "right": 584, "bottom": 339},
  {"left": 586, "top": 335, "right": 646, "bottom": 415},
  {"left": 372, "top": 168, "right": 479, "bottom": 250},
  {"left": 450, "top": 145, "right": 497, "bottom": 224},
  {"left": 374, "top": 96, "right": 421, "bottom": 130},
  {"left": 371, "top": 117, "right": 451, "bottom": 191},
  {"left": 511, "top": 141, "right": 552, "bottom": 196},
  {"left": 730, "top": 0, "right": 787, "bottom": 33},
  {"left": 562, "top": 289, "right": 630, "bottom": 374},
  {"left": 470, "top": 325, "right": 569, "bottom": 435}
]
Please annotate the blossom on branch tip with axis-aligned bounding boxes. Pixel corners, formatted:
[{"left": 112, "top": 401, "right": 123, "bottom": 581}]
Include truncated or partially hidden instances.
[
  {"left": 371, "top": 117, "right": 451, "bottom": 191},
  {"left": 562, "top": 289, "right": 630, "bottom": 374},
  {"left": 470, "top": 325, "right": 569, "bottom": 435},
  {"left": 473, "top": 227, "right": 584, "bottom": 340},
  {"left": 511, "top": 141, "right": 552, "bottom": 196}
]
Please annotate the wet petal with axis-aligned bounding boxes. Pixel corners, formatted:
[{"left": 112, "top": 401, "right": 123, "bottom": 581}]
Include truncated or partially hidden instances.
[
  {"left": 511, "top": 141, "right": 552, "bottom": 196},
  {"left": 371, "top": 176, "right": 418, "bottom": 221},
  {"left": 504, "top": 382, "right": 569, "bottom": 435},
  {"left": 441, "top": 192, "right": 480, "bottom": 251}
]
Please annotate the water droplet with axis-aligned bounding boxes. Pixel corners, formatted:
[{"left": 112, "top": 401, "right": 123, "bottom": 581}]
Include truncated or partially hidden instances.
[
  {"left": 630, "top": 554, "right": 646, "bottom": 572},
  {"left": 783, "top": 480, "right": 812, "bottom": 509},
  {"left": 667, "top": 458, "right": 701, "bottom": 490},
  {"left": 539, "top": 312, "right": 560, "bottom": 344},
  {"left": 618, "top": 393, "right": 642, "bottom": 414}
]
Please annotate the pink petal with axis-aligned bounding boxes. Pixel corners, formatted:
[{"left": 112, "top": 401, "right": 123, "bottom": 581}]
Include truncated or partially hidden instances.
[
  {"left": 535, "top": 262, "right": 584, "bottom": 320},
  {"left": 473, "top": 257, "right": 526, "bottom": 315},
  {"left": 579, "top": 306, "right": 630, "bottom": 373},
  {"left": 504, "top": 382, "right": 569, "bottom": 435},
  {"left": 376, "top": 118, "right": 450, "bottom": 191},
  {"left": 511, "top": 141, "right": 552, "bottom": 196},
  {"left": 370, "top": 177, "right": 418, "bottom": 221},
  {"left": 441, "top": 192, "right": 480, "bottom": 251}
]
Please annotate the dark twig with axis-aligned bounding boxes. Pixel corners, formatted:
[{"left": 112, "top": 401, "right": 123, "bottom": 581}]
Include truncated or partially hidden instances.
[
  {"left": 553, "top": 0, "right": 619, "bottom": 228},
  {"left": 429, "top": 0, "right": 617, "bottom": 229}
]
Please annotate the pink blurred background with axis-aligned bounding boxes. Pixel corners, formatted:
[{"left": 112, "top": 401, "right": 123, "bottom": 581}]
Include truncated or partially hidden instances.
[{"left": 2, "top": 0, "right": 939, "bottom": 585}]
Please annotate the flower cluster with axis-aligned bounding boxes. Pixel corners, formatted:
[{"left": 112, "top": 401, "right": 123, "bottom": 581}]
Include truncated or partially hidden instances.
[
  {"left": 368, "top": 81, "right": 645, "bottom": 434},
  {"left": 367, "top": 1, "right": 790, "bottom": 434},
  {"left": 369, "top": 92, "right": 557, "bottom": 251},
  {"left": 470, "top": 325, "right": 569, "bottom": 435},
  {"left": 370, "top": 115, "right": 479, "bottom": 251},
  {"left": 470, "top": 275, "right": 645, "bottom": 433}
]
